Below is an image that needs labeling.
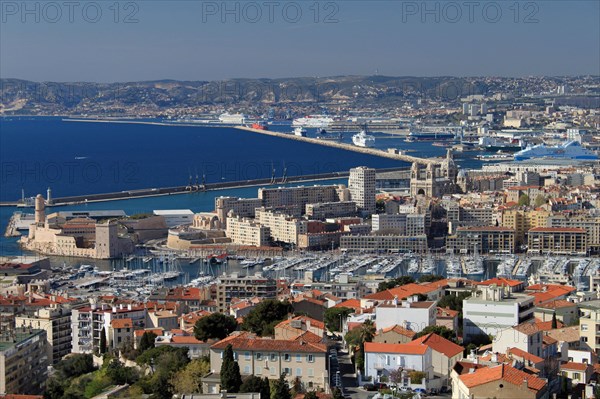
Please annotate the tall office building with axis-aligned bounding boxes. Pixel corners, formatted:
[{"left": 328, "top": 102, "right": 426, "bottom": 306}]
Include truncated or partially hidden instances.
[{"left": 349, "top": 166, "right": 376, "bottom": 216}]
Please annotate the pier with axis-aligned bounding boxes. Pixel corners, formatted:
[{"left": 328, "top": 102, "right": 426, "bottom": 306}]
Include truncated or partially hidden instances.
[
  {"left": 0, "top": 166, "right": 409, "bottom": 208},
  {"left": 235, "top": 126, "right": 441, "bottom": 165}
]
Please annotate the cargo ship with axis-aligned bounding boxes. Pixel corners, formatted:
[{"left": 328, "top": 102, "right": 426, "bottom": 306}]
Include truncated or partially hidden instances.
[
  {"left": 514, "top": 140, "right": 599, "bottom": 161},
  {"left": 406, "top": 130, "right": 456, "bottom": 142}
]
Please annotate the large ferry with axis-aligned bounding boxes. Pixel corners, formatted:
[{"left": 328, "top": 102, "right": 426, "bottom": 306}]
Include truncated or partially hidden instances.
[
  {"left": 478, "top": 136, "right": 524, "bottom": 152},
  {"left": 513, "top": 140, "right": 599, "bottom": 161},
  {"left": 352, "top": 130, "right": 376, "bottom": 147},
  {"left": 219, "top": 113, "right": 248, "bottom": 125},
  {"left": 292, "top": 115, "right": 334, "bottom": 128}
]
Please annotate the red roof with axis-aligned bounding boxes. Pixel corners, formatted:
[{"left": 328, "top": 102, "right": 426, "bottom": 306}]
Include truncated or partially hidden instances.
[
  {"left": 111, "top": 318, "right": 132, "bottom": 329},
  {"left": 478, "top": 277, "right": 523, "bottom": 288},
  {"left": 529, "top": 227, "right": 586, "bottom": 233},
  {"left": 364, "top": 342, "right": 429, "bottom": 355},
  {"left": 334, "top": 298, "right": 361, "bottom": 310},
  {"left": 508, "top": 347, "right": 544, "bottom": 364},
  {"left": 210, "top": 332, "right": 326, "bottom": 353},
  {"left": 378, "top": 324, "right": 417, "bottom": 338},
  {"left": 459, "top": 364, "right": 546, "bottom": 392},
  {"left": 561, "top": 362, "right": 589, "bottom": 371},
  {"left": 409, "top": 333, "right": 464, "bottom": 358}
]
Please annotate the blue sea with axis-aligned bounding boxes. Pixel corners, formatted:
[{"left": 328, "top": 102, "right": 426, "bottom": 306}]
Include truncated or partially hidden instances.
[{"left": 0, "top": 117, "right": 485, "bottom": 258}]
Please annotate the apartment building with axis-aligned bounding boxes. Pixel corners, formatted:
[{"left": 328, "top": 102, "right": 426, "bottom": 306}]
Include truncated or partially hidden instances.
[
  {"left": 527, "top": 227, "right": 587, "bottom": 255},
  {"left": 210, "top": 332, "right": 328, "bottom": 391},
  {"left": 578, "top": 300, "right": 600, "bottom": 356},
  {"left": 14, "top": 305, "right": 72, "bottom": 364},
  {"left": 340, "top": 234, "right": 428, "bottom": 254},
  {"left": 258, "top": 185, "right": 345, "bottom": 210},
  {"left": 446, "top": 226, "right": 515, "bottom": 254},
  {"left": 216, "top": 273, "right": 277, "bottom": 312},
  {"left": 463, "top": 286, "right": 535, "bottom": 342},
  {"left": 0, "top": 328, "right": 48, "bottom": 395},
  {"left": 375, "top": 299, "right": 436, "bottom": 332},
  {"left": 305, "top": 201, "right": 356, "bottom": 220},
  {"left": 348, "top": 166, "right": 376, "bottom": 216},
  {"left": 255, "top": 207, "right": 306, "bottom": 245},
  {"left": 71, "top": 302, "right": 146, "bottom": 354},
  {"left": 364, "top": 342, "right": 433, "bottom": 385},
  {"left": 215, "top": 196, "right": 263, "bottom": 226},
  {"left": 548, "top": 214, "right": 600, "bottom": 253},
  {"left": 225, "top": 216, "right": 270, "bottom": 247},
  {"left": 502, "top": 209, "right": 550, "bottom": 247}
]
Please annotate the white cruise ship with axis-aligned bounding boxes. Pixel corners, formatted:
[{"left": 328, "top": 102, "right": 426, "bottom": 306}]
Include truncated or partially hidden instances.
[
  {"left": 352, "top": 130, "right": 376, "bottom": 147},
  {"left": 218, "top": 113, "right": 248, "bottom": 125},
  {"left": 292, "top": 115, "right": 334, "bottom": 128},
  {"left": 514, "top": 140, "right": 598, "bottom": 161}
]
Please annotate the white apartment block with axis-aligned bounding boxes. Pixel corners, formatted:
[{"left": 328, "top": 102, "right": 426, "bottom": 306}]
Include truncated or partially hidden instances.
[
  {"left": 255, "top": 207, "right": 306, "bottom": 245},
  {"left": 463, "top": 286, "right": 535, "bottom": 342},
  {"left": 226, "top": 216, "right": 270, "bottom": 247},
  {"left": 375, "top": 299, "right": 436, "bottom": 332},
  {"left": 349, "top": 166, "right": 376, "bottom": 216}
]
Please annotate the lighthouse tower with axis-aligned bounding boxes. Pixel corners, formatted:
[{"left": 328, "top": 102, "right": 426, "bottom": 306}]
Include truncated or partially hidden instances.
[{"left": 34, "top": 194, "right": 46, "bottom": 225}]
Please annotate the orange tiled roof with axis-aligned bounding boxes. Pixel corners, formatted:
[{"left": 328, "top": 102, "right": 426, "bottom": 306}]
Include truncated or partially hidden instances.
[
  {"left": 537, "top": 299, "right": 575, "bottom": 310},
  {"left": 364, "top": 282, "right": 442, "bottom": 301},
  {"left": 478, "top": 277, "right": 523, "bottom": 288},
  {"left": 364, "top": 342, "right": 429, "bottom": 355},
  {"left": 111, "top": 318, "right": 132, "bottom": 329},
  {"left": 508, "top": 347, "right": 544, "bottom": 364},
  {"left": 512, "top": 322, "right": 541, "bottom": 336},
  {"left": 561, "top": 362, "right": 589, "bottom": 371},
  {"left": 533, "top": 318, "right": 564, "bottom": 331},
  {"left": 378, "top": 324, "right": 417, "bottom": 338},
  {"left": 334, "top": 298, "right": 361, "bottom": 310},
  {"left": 210, "top": 332, "right": 327, "bottom": 353},
  {"left": 437, "top": 307, "right": 459, "bottom": 318},
  {"left": 409, "top": 333, "right": 464, "bottom": 358},
  {"left": 459, "top": 364, "right": 546, "bottom": 392},
  {"left": 277, "top": 315, "right": 325, "bottom": 331},
  {"left": 134, "top": 328, "right": 163, "bottom": 337}
]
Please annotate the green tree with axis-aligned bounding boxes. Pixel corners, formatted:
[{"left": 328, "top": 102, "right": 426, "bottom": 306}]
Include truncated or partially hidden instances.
[
  {"left": 518, "top": 194, "right": 530, "bottom": 207},
  {"left": 271, "top": 373, "right": 291, "bottom": 399},
  {"left": 534, "top": 194, "right": 547, "bottom": 207},
  {"left": 220, "top": 344, "right": 242, "bottom": 393},
  {"left": 240, "top": 375, "right": 267, "bottom": 395},
  {"left": 409, "top": 371, "right": 427, "bottom": 384},
  {"left": 417, "top": 274, "right": 445, "bottom": 283},
  {"left": 332, "top": 387, "right": 345, "bottom": 399},
  {"left": 139, "top": 331, "right": 157, "bottom": 352},
  {"left": 194, "top": 313, "right": 238, "bottom": 341},
  {"left": 44, "top": 377, "right": 66, "bottom": 399},
  {"left": 414, "top": 325, "right": 456, "bottom": 342},
  {"left": 54, "top": 354, "right": 96, "bottom": 379},
  {"left": 377, "top": 276, "right": 415, "bottom": 292},
  {"left": 105, "top": 358, "right": 138, "bottom": 385},
  {"left": 242, "top": 299, "right": 292, "bottom": 336},
  {"left": 261, "top": 377, "right": 271, "bottom": 399},
  {"left": 170, "top": 358, "right": 210, "bottom": 394},
  {"left": 552, "top": 312, "right": 558, "bottom": 329},
  {"left": 99, "top": 327, "right": 107, "bottom": 354},
  {"left": 324, "top": 307, "right": 354, "bottom": 332},
  {"left": 304, "top": 391, "right": 319, "bottom": 399}
]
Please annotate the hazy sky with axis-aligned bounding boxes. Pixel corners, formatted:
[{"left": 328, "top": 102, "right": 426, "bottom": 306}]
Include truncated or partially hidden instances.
[{"left": 1, "top": 1, "right": 599, "bottom": 82}]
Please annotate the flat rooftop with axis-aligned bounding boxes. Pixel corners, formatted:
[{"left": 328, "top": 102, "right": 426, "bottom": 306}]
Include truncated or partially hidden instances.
[{"left": 0, "top": 328, "right": 43, "bottom": 352}]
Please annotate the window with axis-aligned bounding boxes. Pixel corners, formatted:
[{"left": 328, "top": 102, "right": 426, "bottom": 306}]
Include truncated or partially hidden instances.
[
  {"left": 245, "top": 352, "right": 251, "bottom": 360},
  {"left": 283, "top": 367, "right": 291, "bottom": 375},
  {"left": 581, "top": 324, "right": 588, "bottom": 331},
  {"left": 296, "top": 354, "right": 302, "bottom": 362},
  {"left": 270, "top": 353, "right": 277, "bottom": 361},
  {"left": 296, "top": 368, "right": 302, "bottom": 376},
  {"left": 256, "top": 353, "right": 263, "bottom": 360},
  {"left": 574, "top": 372, "right": 580, "bottom": 380},
  {"left": 284, "top": 353, "right": 291, "bottom": 361},
  {"left": 244, "top": 365, "right": 250, "bottom": 374},
  {"left": 582, "top": 337, "right": 588, "bottom": 342},
  {"left": 307, "top": 354, "right": 314, "bottom": 363}
]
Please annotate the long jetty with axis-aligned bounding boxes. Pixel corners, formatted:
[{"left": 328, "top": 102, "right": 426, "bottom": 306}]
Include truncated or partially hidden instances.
[
  {"left": 0, "top": 167, "right": 410, "bottom": 208},
  {"left": 235, "top": 126, "right": 440, "bottom": 165}
]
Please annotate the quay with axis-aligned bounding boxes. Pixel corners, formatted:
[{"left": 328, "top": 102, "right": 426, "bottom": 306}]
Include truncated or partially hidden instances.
[
  {"left": 235, "top": 126, "right": 440, "bottom": 165},
  {"left": 0, "top": 166, "right": 409, "bottom": 208}
]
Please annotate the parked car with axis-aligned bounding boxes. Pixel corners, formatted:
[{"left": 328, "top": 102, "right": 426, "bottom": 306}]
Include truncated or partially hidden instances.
[
  {"left": 363, "top": 383, "right": 377, "bottom": 391},
  {"left": 414, "top": 388, "right": 427, "bottom": 396},
  {"left": 375, "top": 382, "right": 388, "bottom": 390}
]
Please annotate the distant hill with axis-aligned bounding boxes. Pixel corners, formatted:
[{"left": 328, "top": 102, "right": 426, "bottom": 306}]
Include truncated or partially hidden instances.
[{"left": 0, "top": 75, "right": 596, "bottom": 115}]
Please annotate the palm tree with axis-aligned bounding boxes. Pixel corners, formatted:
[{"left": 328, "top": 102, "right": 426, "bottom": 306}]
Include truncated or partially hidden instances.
[{"left": 359, "top": 319, "right": 376, "bottom": 343}]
